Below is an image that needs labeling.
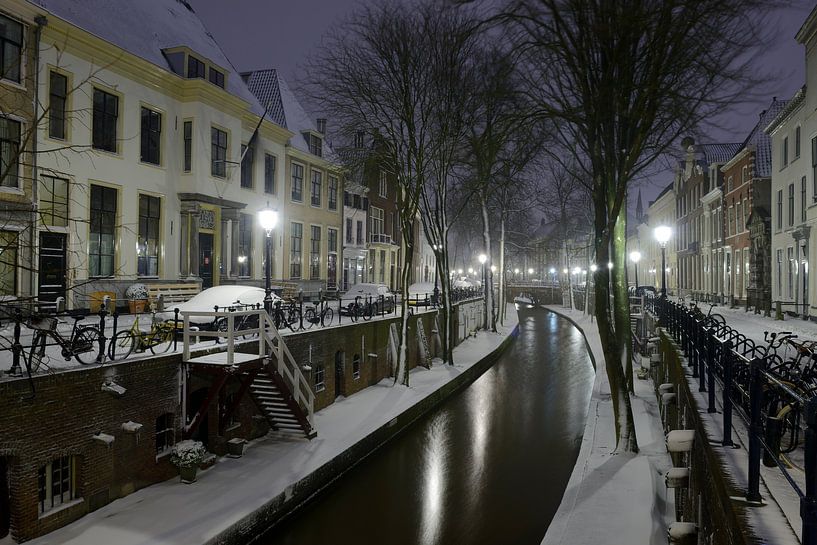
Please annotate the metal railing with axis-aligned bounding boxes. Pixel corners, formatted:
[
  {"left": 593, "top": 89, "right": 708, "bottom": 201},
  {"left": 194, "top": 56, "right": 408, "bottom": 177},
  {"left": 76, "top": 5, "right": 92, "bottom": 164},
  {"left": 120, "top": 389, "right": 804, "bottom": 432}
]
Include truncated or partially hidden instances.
[{"left": 657, "top": 298, "right": 817, "bottom": 544}]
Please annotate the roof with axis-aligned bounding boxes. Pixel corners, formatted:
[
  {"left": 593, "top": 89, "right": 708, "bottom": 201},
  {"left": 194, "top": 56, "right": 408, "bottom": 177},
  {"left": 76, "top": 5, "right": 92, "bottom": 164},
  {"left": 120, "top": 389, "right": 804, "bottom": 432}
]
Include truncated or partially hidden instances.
[
  {"left": 765, "top": 86, "right": 806, "bottom": 135},
  {"left": 649, "top": 182, "right": 674, "bottom": 206},
  {"left": 243, "top": 69, "right": 337, "bottom": 161},
  {"left": 739, "top": 98, "right": 788, "bottom": 178},
  {"left": 697, "top": 143, "right": 742, "bottom": 166},
  {"left": 31, "top": 0, "right": 263, "bottom": 113}
]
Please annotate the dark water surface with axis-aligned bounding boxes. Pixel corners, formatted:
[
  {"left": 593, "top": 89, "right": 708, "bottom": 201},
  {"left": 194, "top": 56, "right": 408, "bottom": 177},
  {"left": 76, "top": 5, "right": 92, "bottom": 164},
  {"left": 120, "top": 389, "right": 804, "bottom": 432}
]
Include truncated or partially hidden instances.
[{"left": 258, "top": 307, "right": 594, "bottom": 545}]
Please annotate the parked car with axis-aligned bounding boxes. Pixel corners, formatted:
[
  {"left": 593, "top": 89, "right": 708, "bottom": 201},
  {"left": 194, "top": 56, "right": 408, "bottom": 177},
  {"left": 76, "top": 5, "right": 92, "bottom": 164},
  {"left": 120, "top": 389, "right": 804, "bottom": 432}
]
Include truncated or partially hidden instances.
[
  {"left": 406, "top": 282, "right": 437, "bottom": 306},
  {"left": 340, "top": 283, "right": 395, "bottom": 315},
  {"left": 156, "top": 285, "right": 281, "bottom": 326},
  {"left": 628, "top": 285, "right": 657, "bottom": 298}
]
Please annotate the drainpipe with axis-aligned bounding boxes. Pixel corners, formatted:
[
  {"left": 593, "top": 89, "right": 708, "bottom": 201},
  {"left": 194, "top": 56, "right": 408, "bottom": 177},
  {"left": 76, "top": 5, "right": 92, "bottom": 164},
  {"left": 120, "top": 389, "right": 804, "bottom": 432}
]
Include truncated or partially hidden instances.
[{"left": 30, "top": 16, "right": 48, "bottom": 303}]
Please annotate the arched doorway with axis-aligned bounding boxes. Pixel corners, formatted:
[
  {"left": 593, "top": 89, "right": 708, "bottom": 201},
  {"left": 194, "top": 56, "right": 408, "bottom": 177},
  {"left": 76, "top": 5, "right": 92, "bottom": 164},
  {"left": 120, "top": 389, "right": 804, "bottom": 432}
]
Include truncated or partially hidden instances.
[
  {"left": 188, "top": 387, "right": 210, "bottom": 447},
  {"left": 335, "top": 351, "right": 345, "bottom": 399}
]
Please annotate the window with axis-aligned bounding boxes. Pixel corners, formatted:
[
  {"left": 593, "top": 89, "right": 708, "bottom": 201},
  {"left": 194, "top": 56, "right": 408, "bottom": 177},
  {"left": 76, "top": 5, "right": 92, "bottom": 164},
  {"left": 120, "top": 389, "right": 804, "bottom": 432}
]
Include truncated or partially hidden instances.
[
  {"left": 49, "top": 72, "right": 67, "bottom": 139},
  {"left": 328, "top": 228, "right": 338, "bottom": 254},
  {"left": 328, "top": 176, "right": 338, "bottom": 211},
  {"left": 92, "top": 89, "right": 118, "bottom": 152},
  {"left": 155, "top": 413, "right": 175, "bottom": 454},
  {"left": 238, "top": 213, "right": 251, "bottom": 277},
  {"left": 796, "top": 126, "right": 801, "bottom": 159},
  {"left": 346, "top": 218, "right": 352, "bottom": 244},
  {"left": 187, "top": 55, "right": 205, "bottom": 79},
  {"left": 777, "top": 249, "right": 783, "bottom": 296},
  {"left": 208, "top": 67, "right": 224, "bottom": 88},
  {"left": 183, "top": 121, "right": 192, "bottom": 172},
  {"left": 352, "top": 354, "right": 361, "bottom": 380},
  {"left": 353, "top": 194, "right": 361, "bottom": 209},
  {"left": 726, "top": 176, "right": 733, "bottom": 193},
  {"left": 379, "top": 170, "right": 387, "bottom": 197},
  {"left": 379, "top": 250, "right": 386, "bottom": 283},
  {"left": 789, "top": 183, "right": 795, "bottom": 226},
  {"left": 221, "top": 392, "right": 240, "bottom": 429},
  {"left": 356, "top": 220, "right": 363, "bottom": 245},
  {"left": 39, "top": 176, "right": 68, "bottom": 227},
  {"left": 314, "top": 364, "right": 325, "bottom": 392},
  {"left": 803, "top": 176, "right": 808, "bottom": 222},
  {"left": 291, "top": 163, "right": 303, "bottom": 201},
  {"left": 137, "top": 194, "right": 160, "bottom": 276},
  {"left": 290, "top": 222, "right": 302, "bottom": 278},
  {"left": 309, "top": 134, "right": 322, "bottom": 157},
  {"left": 311, "top": 169, "right": 322, "bottom": 207},
  {"left": 783, "top": 136, "right": 789, "bottom": 168},
  {"left": 140, "top": 107, "right": 162, "bottom": 165},
  {"left": 370, "top": 206, "right": 384, "bottom": 239},
  {"left": 0, "top": 14, "right": 22, "bottom": 83},
  {"left": 0, "top": 231, "right": 17, "bottom": 296},
  {"left": 728, "top": 205, "right": 733, "bottom": 237},
  {"left": 38, "top": 456, "right": 75, "bottom": 514},
  {"left": 736, "top": 201, "right": 742, "bottom": 233},
  {"left": 264, "top": 154, "right": 276, "bottom": 194},
  {"left": 0, "top": 117, "right": 21, "bottom": 188},
  {"left": 777, "top": 189, "right": 783, "bottom": 229},
  {"left": 310, "top": 225, "right": 321, "bottom": 279},
  {"left": 788, "top": 247, "right": 794, "bottom": 299},
  {"left": 741, "top": 166, "right": 747, "bottom": 185},
  {"left": 240, "top": 144, "right": 254, "bottom": 188},
  {"left": 211, "top": 127, "right": 227, "bottom": 177},
  {"left": 89, "top": 185, "right": 117, "bottom": 277}
]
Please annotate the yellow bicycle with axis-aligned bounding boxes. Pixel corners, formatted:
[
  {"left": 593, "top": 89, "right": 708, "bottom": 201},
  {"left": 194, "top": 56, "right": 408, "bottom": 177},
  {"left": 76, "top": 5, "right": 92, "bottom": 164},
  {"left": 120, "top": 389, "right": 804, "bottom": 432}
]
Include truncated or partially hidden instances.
[{"left": 108, "top": 312, "right": 177, "bottom": 360}]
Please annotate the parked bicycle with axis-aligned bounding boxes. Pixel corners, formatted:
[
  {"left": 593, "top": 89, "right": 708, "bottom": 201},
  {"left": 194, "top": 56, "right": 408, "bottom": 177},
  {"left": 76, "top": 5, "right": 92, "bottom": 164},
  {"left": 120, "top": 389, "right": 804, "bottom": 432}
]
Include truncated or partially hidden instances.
[
  {"left": 108, "top": 311, "right": 177, "bottom": 361},
  {"left": 346, "top": 296, "right": 373, "bottom": 322},
  {"left": 272, "top": 301, "right": 303, "bottom": 332},
  {"left": 28, "top": 313, "right": 101, "bottom": 370},
  {"left": 215, "top": 301, "right": 261, "bottom": 339},
  {"left": 304, "top": 299, "right": 334, "bottom": 328}
]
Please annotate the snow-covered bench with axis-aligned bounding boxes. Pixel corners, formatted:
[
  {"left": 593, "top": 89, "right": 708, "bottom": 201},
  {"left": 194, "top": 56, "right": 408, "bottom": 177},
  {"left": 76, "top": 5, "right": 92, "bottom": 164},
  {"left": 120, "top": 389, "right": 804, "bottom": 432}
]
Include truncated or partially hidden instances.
[{"left": 147, "top": 283, "right": 201, "bottom": 310}]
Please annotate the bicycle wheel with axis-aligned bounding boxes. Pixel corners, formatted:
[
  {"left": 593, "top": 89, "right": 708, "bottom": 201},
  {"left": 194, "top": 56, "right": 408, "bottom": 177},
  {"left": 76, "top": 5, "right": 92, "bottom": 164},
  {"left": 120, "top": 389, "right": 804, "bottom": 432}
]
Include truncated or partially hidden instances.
[
  {"left": 28, "top": 332, "right": 46, "bottom": 372},
  {"left": 323, "top": 307, "right": 334, "bottom": 327},
  {"left": 73, "top": 326, "right": 101, "bottom": 364},
  {"left": 240, "top": 315, "right": 259, "bottom": 339},
  {"left": 149, "top": 327, "right": 174, "bottom": 354},
  {"left": 108, "top": 330, "right": 136, "bottom": 361},
  {"left": 362, "top": 303, "right": 373, "bottom": 321},
  {"left": 304, "top": 308, "right": 318, "bottom": 329},
  {"left": 348, "top": 304, "right": 359, "bottom": 323},
  {"left": 287, "top": 308, "right": 302, "bottom": 332}
]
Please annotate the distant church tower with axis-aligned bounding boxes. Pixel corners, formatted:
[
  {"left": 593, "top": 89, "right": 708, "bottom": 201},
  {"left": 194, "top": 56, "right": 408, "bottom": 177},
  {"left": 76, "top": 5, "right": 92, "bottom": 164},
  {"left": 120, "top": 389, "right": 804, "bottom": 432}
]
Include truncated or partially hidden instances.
[{"left": 635, "top": 189, "right": 644, "bottom": 224}]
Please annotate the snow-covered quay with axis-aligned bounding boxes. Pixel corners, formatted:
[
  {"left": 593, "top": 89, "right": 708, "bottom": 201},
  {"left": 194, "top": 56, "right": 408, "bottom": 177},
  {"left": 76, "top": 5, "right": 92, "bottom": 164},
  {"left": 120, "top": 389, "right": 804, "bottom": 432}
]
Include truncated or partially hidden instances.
[{"left": 25, "top": 309, "right": 519, "bottom": 545}]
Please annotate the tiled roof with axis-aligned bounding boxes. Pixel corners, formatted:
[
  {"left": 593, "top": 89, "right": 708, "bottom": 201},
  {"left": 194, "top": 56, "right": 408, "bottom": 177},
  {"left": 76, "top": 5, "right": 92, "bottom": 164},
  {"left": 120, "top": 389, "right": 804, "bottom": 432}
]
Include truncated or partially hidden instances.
[
  {"left": 697, "top": 143, "right": 742, "bottom": 166},
  {"left": 243, "top": 70, "right": 287, "bottom": 128},
  {"left": 741, "top": 98, "right": 789, "bottom": 178},
  {"left": 765, "top": 86, "right": 806, "bottom": 135}
]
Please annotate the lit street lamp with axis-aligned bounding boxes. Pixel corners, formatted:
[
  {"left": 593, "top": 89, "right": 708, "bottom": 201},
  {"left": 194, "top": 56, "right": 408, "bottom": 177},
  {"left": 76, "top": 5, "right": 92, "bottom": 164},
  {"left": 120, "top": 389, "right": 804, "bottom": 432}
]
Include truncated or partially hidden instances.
[
  {"left": 654, "top": 225, "right": 672, "bottom": 298},
  {"left": 478, "top": 253, "right": 488, "bottom": 329},
  {"left": 432, "top": 244, "right": 440, "bottom": 305},
  {"left": 258, "top": 207, "right": 279, "bottom": 313},
  {"left": 629, "top": 250, "right": 642, "bottom": 288}
]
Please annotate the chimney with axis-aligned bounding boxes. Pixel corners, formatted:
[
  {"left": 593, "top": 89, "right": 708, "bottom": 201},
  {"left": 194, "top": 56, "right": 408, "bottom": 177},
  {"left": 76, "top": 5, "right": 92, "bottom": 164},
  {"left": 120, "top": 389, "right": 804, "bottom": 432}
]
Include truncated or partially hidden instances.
[{"left": 316, "top": 118, "right": 327, "bottom": 134}]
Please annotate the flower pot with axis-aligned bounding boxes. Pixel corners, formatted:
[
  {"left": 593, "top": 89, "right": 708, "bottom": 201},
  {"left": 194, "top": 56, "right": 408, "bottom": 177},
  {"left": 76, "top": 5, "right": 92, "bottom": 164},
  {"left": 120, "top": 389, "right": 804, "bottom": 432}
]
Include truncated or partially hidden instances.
[
  {"left": 179, "top": 465, "right": 198, "bottom": 484},
  {"left": 227, "top": 438, "right": 246, "bottom": 458},
  {"left": 129, "top": 299, "right": 147, "bottom": 314}
]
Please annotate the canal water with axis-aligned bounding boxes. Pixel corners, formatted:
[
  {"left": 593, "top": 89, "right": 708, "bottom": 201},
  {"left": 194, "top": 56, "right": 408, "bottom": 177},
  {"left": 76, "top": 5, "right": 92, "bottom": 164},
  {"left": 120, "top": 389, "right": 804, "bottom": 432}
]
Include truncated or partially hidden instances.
[{"left": 258, "top": 306, "right": 595, "bottom": 545}]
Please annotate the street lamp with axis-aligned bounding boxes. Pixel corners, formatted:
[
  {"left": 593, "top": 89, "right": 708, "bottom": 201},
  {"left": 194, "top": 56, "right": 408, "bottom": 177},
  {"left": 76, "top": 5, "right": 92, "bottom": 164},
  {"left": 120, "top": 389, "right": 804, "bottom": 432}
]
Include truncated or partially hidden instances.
[
  {"left": 654, "top": 225, "right": 672, "bottom": 298},
  {"left": 478, "top": 253, "right": 488, "bottom": 328},
  {"left": 258, "top": 207, "right": 279, "bottom": 313},
  {"left": 432, "top": 244, "right": 440, "bottom": 305},
  {"left": 629, "top": 250, "right": 642, "bottom": 288}
]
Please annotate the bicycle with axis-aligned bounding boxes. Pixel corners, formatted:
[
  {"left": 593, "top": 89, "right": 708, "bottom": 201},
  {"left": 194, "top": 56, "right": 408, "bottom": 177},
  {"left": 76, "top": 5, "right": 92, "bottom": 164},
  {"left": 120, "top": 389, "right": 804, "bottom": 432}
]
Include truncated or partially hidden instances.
[
  {"left": 108, "top": 311, "right": 177, "bottom": 361},
  {"left": 27, "top": 313, "right": 101, "bottom": 370},
  {"left": 215, "top": 301, "right": 261, "bottom": 339},
  {"left": 346, "top": 296, "right": 373, "bottom": 323},
  {"left": 304, "top": 299, "right": 334, "bottom": 329},
  {"left": 272, "top": 301, "right": 303, "bottom": 332}
]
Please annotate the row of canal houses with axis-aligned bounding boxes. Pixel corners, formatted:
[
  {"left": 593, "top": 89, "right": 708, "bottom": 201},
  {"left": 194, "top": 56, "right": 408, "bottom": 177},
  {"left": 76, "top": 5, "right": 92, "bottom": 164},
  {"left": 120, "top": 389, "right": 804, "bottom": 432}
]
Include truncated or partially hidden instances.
[
  {"left": 0, "top": 0, "right": 436, "bottom": 310},
  {"left": 629, "top": 7, "right": 817, "bottom": 318}
]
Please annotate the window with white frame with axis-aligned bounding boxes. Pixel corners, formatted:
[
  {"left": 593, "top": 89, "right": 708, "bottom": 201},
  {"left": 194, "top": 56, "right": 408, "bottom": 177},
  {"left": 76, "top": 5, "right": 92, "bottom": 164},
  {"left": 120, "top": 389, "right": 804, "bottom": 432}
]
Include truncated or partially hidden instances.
[
  {"left": 290, "top": 222, "right": 302, "bottom": 278},
  {"left": 39, "top": 176, "right": 68, "bottom": 227},
  {"left": 310, "top": 225, "right": 321, "bottom": 279},
  {"left": 777, "top": 189, "right": 783, "bottom": 229},
  {"left": 353, "top": 354, "right": 361, "bottom": 380},
  {"left": 783, "top": 136, "right": 789, "bottom": 168},
  {"left": 777, "top": 249, "right": 783, "bottom": 296},
  {"left": 796, "top": 126, "right": 801, "bottom": 159},
  {"left": 137, "top": 194, "right": 160, "bottom": 276},
  {"left": 240, "top": 144, "right": 254, "bottom": 189},
  {"left": 264, "top": 153, "right": 276, "bottom": 194},
  {"left": 0, "top": 230, "right": 17, "bottom": 296},
  {"left": 328, "top": 176, "right": 338, "bottom": 210},
  {"left": 379, "top": 170, "right": 387, "bottom": 198},
  {"left": 311, "top": 169, "right": 322, "bottom": 207},
  {"left": 0, "top": 117, "right": 21, "bottom": 188},
  {"left": 370, "top": 206, "right": 384, "bottom": 239},
  {"left": 291, "top": 163, "right": 304, "bottom": 202},
  {"left": 0, "top": 14, "right": 22, "bottom": 83},
  {"left": 789, "top": 183, "right": 795, "bottom": 226},
  {"left": 211, "top": 127, "right": 227, "bottom": 178},
  {"left": 92, "top": 89, "right": 118, "bottom": 153},
  {"left": 803, "top": 176, "right": 808, "bottom": 222},
  {"left": 38, "top": 456, "right": 75, "bottom": 514},
  {"left": 314, "top": 364, "right": 325, "bottom": 392},
  {"left": 155, "top": 413, "right": 175, "bottom": 454},
  {"left": 89, "top": 185, "right": 117, "bottom": 277},
  {"left": 140, "top": 107, "right": 162, "bottom": 165},
  {"left": 238, "top": 213, "right": 252, "bottom": 277},
  {"left": 346, "top": 218, "right": 352, "bottom": 244},
  {"left": 49, "top": 72, "right": 67, "bottom": 140},
  {"left": 183, "top": 120, "right": 192, "bottom": 172}
]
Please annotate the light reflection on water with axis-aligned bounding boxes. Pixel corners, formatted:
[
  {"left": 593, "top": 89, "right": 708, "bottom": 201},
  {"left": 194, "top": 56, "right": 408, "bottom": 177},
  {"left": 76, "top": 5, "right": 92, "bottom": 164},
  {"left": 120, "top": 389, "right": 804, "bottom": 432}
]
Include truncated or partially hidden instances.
[{"left": 261, "top": 307, "right": 594, "bottom": 545}]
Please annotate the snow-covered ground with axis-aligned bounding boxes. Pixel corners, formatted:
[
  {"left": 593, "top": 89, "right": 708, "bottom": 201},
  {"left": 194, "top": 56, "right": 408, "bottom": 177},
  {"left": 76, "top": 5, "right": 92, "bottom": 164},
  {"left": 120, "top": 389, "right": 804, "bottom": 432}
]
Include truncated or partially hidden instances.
[
  {"left": 541, "top": 306, "right": 675, "bottom": 545},
  {"left": 25, "top": 307, "right": 519, "bottom": 545}
]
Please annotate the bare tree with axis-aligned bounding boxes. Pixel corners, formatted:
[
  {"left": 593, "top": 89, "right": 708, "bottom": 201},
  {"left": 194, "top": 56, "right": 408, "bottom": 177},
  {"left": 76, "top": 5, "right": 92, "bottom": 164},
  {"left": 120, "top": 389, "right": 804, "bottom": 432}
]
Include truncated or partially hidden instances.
[{"left": 501, "top": 0, "right": 774, "bottom": 452}]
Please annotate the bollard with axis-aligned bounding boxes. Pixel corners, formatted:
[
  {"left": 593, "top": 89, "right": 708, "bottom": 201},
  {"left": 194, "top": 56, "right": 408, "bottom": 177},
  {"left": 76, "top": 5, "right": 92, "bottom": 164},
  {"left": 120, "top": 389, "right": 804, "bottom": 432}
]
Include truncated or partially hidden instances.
[
  {"left": 174, "top": 308, "right": 180, "bottom": 352},
  {"left": 338, "top": 296, "right": 342, "bottom": 325},
  {"left": 8, "top": 308, "right": 22, "bottom": 376},
  {"left": 803, "top": 398, "right": 817, "bottom": 545},
  {"left": 97, "top": 309, "right": 107, "bottom": 363},
  {"left": 722, "top": 341, "right": 734, "bottom": 447},
  {"left": 763, "top": 416, "right": 782, "bottom": 467},
  {"left": 668, "top": 522, "right": 697, "bottom": 545},
  {"left": 776, "top": 301, "right": 784, "bottom": 321},
  {"left": 55, "top": 296, "right": 65, "bottom": 314},
  {"left": 746, "top": 357, "right": 765, "bottom": 503}
]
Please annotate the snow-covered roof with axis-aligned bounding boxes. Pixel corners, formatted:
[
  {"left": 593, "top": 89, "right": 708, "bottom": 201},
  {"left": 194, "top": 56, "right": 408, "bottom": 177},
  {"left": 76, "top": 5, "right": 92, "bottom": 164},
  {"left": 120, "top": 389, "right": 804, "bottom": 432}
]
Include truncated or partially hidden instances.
[
  {"left": 739, "top": 98, "right": 788, "bottom": 178},
  {"left": 31, "top": 0, "right": 264, "bottom": 113},
  {"left": 243, "top": 69, "right": 338, "bottom": 162},
  {"left": 697, "top": 143, "right": 742, "bottom": 166}
]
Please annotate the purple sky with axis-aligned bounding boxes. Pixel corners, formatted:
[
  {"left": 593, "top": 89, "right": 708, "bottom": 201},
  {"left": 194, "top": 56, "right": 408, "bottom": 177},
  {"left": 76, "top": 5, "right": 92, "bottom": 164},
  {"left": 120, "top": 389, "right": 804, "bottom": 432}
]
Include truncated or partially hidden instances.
[{"left": 193, "top": 0, "right": 815, "bottom": 205}]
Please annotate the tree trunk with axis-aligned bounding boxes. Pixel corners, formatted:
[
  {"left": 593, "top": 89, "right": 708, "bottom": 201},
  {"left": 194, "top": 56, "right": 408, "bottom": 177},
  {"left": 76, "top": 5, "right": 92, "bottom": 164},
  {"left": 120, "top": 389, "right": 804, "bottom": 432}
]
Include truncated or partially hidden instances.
[
  {"left": 612, "top": 209, "right": 634, "bottom": 393},
  {"left": 499, "top": 216, "right": 506, "bottom": 325},
  {"left": 480, "top": 192, "right": 496, "bottom": 331}
]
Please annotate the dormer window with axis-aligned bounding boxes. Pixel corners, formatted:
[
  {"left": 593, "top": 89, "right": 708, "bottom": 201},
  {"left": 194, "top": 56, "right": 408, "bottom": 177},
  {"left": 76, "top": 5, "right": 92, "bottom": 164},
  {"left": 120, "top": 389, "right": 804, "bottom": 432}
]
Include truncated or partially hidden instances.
[
  {"left": 208, "top": 67, "right": 224, "bottom": 88},
  {"left": 308, "top": 134, "right": 322, "bottom": 157},
  {"left": 187, "top": 55, "right": 205, "bottom": 79}
]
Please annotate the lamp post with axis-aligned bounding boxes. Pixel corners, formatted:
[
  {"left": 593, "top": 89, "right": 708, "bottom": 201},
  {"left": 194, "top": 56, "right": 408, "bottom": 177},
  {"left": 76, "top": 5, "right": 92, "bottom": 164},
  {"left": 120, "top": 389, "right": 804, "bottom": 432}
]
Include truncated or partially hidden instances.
[
  {"left": 432, "top": 244, "right": 440, "bottom": 305},
  {"left": 258, "top": 207, "right": 279, "bottom": 314},
  {"left": 629, "top": 250, "right": 642, "bottom": 288},
  {"left": 654, "top": 225, "right": 672, "bottom": 298},
  {"left": 479, "top": 253, "right": 488, "bottom": 328}
]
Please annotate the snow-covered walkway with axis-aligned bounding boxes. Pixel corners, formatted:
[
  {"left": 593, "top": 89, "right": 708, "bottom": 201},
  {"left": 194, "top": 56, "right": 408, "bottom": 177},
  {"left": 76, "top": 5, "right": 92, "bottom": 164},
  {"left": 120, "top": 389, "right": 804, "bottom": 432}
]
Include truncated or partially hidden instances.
[
  {"left": 541, "top": 306, "right": 674, "bottom": 545},
  {"left": 27, "top": 307, "right": 519, "bottom": 545}
]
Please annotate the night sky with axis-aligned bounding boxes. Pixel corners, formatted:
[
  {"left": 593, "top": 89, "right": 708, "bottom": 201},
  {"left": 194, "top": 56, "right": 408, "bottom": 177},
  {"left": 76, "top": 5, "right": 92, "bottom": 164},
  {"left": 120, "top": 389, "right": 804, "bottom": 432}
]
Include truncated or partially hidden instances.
[{"left": 193, "top": 0, "right": 815, "bottom": 205}]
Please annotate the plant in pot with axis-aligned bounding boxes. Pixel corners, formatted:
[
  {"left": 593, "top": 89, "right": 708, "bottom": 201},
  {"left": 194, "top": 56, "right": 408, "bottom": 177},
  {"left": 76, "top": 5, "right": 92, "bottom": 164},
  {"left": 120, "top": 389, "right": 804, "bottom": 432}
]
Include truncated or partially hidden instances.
[
  {"left": 170, "top": 440, "right": 206, "bottom": 483},
  {"left": 125, "top": 283, "right": 149, "bottom": 314}
]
